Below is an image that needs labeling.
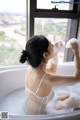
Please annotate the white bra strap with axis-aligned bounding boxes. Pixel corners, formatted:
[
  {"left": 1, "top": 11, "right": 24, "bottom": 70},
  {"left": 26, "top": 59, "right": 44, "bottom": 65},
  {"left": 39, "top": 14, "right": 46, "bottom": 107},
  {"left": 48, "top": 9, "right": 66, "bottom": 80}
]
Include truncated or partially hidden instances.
[{"left": 36, "top": 74, "right": 46, "bottom": 94}]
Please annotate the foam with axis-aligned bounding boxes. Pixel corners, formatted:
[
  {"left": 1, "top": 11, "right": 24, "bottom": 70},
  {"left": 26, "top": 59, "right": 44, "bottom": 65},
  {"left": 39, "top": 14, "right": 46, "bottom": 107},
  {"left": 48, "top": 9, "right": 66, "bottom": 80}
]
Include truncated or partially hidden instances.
[
  {"left": 46, "top": 83, "right": 80, "bottom": 114},
  {"left": 1, "top": 84, "right": 80, "bottom": 115},
  {"left": 0, "top": 88, "right": 25, "bottom": 115},
  {"left": 66, "top": 38, "right": 79, "bottom": 48}
]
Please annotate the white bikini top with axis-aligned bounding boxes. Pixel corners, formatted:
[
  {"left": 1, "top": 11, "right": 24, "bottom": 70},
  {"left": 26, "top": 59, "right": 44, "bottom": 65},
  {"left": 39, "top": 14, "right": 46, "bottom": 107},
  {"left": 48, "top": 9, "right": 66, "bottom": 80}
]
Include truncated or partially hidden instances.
[
  {"left": 26, "top": 74, "right": 46, "bottom": 98},
  {"left": 25, "top": 73, "right": 54, "bottom": 103},
  {"left": 25, "top": 73, "right": 54, "bottom": 114}
]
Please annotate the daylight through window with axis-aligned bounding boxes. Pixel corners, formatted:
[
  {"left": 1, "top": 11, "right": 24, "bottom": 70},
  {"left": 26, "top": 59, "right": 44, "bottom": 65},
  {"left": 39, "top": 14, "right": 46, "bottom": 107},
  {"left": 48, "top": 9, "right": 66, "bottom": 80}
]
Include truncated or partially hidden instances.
[{"left": 0, "top": 0, "right": 26, "bottom": 66}]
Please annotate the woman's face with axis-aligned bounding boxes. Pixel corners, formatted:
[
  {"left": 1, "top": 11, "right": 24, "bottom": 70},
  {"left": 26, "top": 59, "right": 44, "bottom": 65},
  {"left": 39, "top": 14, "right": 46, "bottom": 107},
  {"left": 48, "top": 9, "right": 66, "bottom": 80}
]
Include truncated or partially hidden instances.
[{"left": 48, "top": 42, "right": 54, "bottom": 59}]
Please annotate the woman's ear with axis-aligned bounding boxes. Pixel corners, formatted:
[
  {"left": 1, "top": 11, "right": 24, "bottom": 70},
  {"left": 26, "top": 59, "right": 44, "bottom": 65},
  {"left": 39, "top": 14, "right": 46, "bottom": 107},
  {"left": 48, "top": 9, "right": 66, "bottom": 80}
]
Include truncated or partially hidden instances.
[{"left": 43, "top": 52, "right": 49, "bottom": 62}]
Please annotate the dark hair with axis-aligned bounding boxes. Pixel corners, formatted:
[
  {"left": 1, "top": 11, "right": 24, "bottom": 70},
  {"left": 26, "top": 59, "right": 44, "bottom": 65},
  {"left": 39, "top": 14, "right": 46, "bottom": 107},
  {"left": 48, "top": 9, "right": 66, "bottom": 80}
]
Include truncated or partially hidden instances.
[{"left": 19, "top": 35, "right": 49, "bottom": 68}]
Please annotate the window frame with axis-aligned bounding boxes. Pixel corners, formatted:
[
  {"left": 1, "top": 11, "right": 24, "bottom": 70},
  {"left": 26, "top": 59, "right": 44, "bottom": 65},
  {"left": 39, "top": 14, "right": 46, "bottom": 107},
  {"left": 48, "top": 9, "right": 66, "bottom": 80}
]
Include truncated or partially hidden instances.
[{"left": 28, "top": 0, "right": 80, "bottom": 62}]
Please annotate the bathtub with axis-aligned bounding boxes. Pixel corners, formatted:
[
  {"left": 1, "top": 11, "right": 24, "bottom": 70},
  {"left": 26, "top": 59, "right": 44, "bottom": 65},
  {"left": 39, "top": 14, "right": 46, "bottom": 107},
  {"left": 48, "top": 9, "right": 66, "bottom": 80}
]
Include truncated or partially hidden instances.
[{"left": 0, "top": 62, "right": 80, "bottom": 120}]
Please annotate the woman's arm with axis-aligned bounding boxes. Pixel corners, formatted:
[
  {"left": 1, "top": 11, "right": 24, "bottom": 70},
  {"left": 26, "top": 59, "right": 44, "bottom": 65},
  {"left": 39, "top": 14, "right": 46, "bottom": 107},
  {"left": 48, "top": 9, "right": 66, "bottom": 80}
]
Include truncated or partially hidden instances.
[
  {"left": 45, "top": 41, "right": 63, "bottom": 74},
  {"left": 45, "top": 61, "right": 57, "bottom": 74},
  {"left": 48, "top": 41, "right": 80, "bottom": 86},
  {"left": 45, "top": 48, "right": 58, "bottom": 74},
  {"left": 49, "top": 74, "right": 79, "bottom": 86}
]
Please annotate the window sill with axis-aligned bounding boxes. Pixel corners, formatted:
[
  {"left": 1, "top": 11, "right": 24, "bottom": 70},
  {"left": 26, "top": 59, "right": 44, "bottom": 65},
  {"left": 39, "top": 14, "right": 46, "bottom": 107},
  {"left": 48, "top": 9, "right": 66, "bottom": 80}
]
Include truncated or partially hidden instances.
[
  {"left": 0, "top": 62, "right": 74, "bottom": 71},
  {"left": 0, "top": 65, "right": 27, "bottom": 71}
]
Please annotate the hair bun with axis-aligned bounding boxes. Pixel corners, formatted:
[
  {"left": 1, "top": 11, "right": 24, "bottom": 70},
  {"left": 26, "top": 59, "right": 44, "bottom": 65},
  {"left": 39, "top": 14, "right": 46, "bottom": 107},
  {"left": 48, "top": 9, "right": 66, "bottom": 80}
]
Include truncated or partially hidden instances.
[
  {"left": 22, "top": 50, "right": 27, "bottom": 56},
  {"left": 19, "top": 50, "right": 27, "bottom": 63}
]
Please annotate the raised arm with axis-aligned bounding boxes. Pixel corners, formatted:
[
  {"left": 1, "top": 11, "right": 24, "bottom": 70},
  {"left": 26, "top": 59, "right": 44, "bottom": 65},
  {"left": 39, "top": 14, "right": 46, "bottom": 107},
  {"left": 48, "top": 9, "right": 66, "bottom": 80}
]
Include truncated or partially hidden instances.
[
  {"left": 45, "top": 41, "right": 63, "bottom": 74},
  {"left": 48, "top": 39, "right": 80, "bottom": 86},
  {"left": 45, "top": 56, "right": 57, "bottom": 74}
]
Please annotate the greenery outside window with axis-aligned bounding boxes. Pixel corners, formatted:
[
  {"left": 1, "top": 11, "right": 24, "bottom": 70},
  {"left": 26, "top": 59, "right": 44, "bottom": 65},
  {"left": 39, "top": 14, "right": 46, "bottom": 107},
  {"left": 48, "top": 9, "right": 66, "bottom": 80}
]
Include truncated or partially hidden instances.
[{"left": 0, "top": 0, "right": 27, "bottom": 66}]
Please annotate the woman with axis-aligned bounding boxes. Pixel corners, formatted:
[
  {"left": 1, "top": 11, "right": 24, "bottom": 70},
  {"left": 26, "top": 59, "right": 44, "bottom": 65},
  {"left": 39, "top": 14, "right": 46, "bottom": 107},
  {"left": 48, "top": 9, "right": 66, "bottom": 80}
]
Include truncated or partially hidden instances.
[{"left": 19, "top": 35, "right": 80, "bottom": 114}]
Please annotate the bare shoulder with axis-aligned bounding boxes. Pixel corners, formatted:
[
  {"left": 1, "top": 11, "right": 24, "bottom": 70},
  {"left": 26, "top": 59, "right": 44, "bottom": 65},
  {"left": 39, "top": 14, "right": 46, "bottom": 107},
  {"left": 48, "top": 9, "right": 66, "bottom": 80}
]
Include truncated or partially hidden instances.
[
  {"left": 44, "top": 73, "right": 54, "bottom": 86},
  {"left": 25, "top": 66, "right": 32, "bottom": 82}
]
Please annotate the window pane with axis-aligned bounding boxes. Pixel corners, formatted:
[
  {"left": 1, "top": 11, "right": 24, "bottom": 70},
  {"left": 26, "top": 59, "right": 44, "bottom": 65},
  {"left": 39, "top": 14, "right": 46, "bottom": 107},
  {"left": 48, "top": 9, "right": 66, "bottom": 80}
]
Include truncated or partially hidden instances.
[
  {"left": 37, "top": 0, "right": 73, "bottom": 10},
  {"left": 0, "top": 0, "right": 26, "bottom": 66},
  {"left": 34, "top": 18, "right": 69, "bottom": 64}
]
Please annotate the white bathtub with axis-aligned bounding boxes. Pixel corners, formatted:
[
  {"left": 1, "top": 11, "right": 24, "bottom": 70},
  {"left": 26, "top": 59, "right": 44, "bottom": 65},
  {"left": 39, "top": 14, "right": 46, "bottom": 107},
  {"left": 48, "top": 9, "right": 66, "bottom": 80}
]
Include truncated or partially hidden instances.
[{"left": 0, "top": 63, "right": 80, "bottom": 120}]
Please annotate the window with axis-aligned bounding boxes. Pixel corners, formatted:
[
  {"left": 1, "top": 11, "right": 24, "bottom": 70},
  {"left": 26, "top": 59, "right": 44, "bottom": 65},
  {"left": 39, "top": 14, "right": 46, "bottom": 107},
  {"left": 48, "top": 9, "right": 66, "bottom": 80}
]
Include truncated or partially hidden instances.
[
  {"left": 29, "top": 0, "right": 79, "bottom": 63},
  {"left": 0, "top": 0, "right": 27, "bottom": 66}
]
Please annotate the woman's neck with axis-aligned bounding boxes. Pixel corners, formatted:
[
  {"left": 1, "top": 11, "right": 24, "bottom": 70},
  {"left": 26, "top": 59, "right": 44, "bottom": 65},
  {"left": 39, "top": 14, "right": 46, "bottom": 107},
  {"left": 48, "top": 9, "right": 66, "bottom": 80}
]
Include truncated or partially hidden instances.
[{"left": 32, "top": 62, "right": 46, "bottom": 75}]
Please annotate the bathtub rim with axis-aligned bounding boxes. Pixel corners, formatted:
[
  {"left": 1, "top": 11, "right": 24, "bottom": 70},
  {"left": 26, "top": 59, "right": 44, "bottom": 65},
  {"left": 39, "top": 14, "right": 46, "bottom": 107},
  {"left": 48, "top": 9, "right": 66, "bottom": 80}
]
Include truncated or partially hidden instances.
[{"left": 9, "top": 111, "right": 80, "bottom": 119}]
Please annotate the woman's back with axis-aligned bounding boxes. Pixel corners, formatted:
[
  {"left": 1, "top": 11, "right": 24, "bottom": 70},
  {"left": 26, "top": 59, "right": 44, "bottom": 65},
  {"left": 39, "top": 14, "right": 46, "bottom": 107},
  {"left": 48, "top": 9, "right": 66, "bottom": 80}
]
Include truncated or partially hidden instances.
[{"left": 25, "top": 67, "right": 54, "bottom": 114}]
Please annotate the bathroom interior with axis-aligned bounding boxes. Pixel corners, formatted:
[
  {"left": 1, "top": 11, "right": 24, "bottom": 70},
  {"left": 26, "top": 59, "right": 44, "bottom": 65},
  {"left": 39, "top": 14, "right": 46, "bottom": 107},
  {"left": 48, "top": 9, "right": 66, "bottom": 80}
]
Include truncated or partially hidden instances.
[{"left": 0, "top": 0, "right": 80, "bottom": 120}]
